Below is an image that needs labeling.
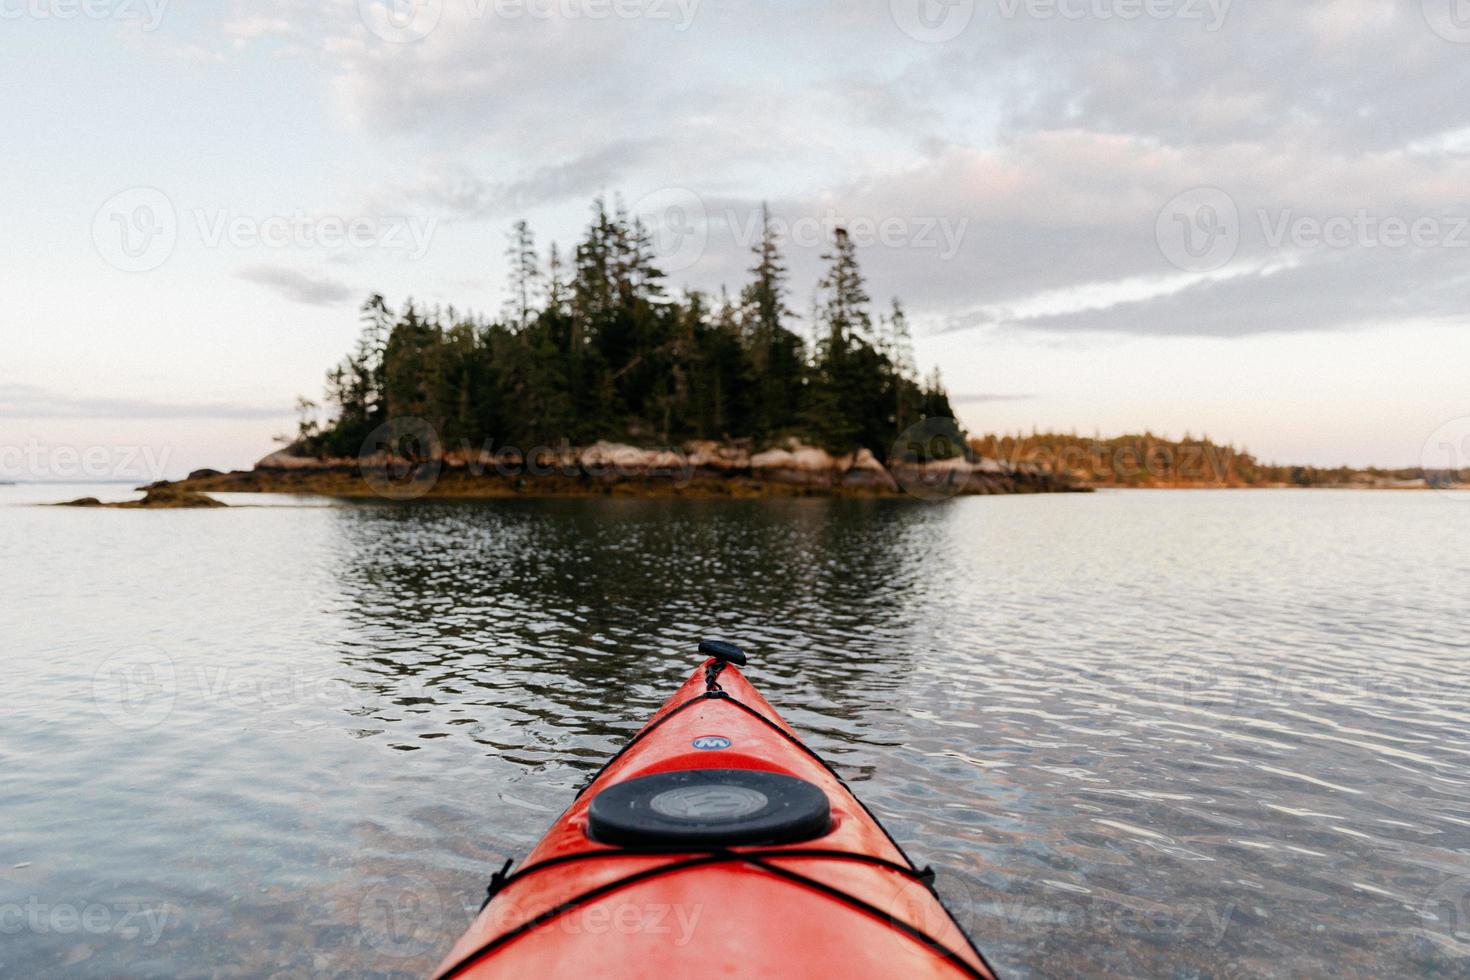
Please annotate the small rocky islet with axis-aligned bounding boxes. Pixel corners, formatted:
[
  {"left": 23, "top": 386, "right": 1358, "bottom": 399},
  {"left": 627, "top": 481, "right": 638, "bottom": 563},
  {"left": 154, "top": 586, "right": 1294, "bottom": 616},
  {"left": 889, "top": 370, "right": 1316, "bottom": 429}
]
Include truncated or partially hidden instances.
[
  {"left": 160, "top": 438, "right": 1083, "bottom": 500},
  {"left": 60, "top": 484, "right": 229, "bottom": 509}
]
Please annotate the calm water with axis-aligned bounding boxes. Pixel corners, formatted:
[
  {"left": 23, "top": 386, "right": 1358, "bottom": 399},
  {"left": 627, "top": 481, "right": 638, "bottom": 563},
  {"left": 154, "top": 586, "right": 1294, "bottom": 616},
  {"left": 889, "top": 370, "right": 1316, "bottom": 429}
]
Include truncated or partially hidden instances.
[{"left": 4, "top": 486, "right": 1470, "bottom": 978}]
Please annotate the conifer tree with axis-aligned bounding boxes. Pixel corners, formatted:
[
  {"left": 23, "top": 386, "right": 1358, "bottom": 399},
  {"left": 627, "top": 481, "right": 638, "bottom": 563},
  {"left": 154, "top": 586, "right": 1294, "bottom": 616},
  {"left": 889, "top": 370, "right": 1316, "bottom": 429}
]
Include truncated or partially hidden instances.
[
  {"left": 739, "top": 204, "right": 803, "bottom": 439},
  {"left": 504, "top": 220, "right": 539, "bottom": 330},
  {"left": 302, "top": 197, "right": 963, "bottom": 464}
]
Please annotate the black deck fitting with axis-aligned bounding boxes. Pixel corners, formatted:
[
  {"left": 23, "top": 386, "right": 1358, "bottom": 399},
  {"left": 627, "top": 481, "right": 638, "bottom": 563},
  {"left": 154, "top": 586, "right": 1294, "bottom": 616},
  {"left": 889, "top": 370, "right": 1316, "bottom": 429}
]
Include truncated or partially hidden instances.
[{"left": 698, "top": 639, "right": 748, "bottom": 666}]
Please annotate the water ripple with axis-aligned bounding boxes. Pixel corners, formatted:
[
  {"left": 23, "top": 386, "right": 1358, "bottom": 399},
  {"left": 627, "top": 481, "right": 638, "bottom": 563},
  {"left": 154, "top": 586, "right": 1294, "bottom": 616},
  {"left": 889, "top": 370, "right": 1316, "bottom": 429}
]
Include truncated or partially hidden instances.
[{"left": 3, "top": 490, "right": 1469, "bottom": 976}]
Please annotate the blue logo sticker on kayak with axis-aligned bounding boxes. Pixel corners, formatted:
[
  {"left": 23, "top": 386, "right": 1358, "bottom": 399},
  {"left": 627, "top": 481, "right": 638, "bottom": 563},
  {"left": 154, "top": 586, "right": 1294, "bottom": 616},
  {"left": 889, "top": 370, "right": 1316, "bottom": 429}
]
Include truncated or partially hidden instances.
[{"left": 692, "top": 736, "right": 732, "bottom": 750}]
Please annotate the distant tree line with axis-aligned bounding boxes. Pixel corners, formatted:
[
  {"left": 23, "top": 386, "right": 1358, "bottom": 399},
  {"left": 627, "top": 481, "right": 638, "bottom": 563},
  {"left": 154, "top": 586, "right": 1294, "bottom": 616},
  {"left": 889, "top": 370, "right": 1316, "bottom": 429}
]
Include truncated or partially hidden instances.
[
  {"left": 970, "top": 431, "right": 1444, "bottom": 487},
  {"left": 296, "top": 197, "right": 964, "bottom": 460}
]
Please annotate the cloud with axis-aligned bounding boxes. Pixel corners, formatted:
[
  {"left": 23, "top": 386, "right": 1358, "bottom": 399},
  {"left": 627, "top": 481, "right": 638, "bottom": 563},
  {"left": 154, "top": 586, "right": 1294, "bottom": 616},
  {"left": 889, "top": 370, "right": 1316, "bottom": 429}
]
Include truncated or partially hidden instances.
[
  {"left": 949, "top": 393, "right": 1037, "bottom": 403},
  {"left": 0, "top": 384, "right": 289, "bottom": 420},
  {"left": 183, "top": 1, "right": 1470, "bottom": 340},
  {"left": 238, "top": 266, "right": 356, "bottom": 306},
  {"left": 376, "top": 140, "right": 655, "bottom": 222},
  {"left": 972, "top": 246, "right": 1470, "bottom": 337}
]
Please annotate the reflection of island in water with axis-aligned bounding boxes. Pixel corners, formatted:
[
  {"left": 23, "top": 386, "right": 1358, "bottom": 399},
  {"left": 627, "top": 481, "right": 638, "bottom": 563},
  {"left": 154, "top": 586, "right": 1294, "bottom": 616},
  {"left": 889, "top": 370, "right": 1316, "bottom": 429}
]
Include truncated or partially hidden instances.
[{"left": 320, "top": 497, "right": 966, "bottom": 776}]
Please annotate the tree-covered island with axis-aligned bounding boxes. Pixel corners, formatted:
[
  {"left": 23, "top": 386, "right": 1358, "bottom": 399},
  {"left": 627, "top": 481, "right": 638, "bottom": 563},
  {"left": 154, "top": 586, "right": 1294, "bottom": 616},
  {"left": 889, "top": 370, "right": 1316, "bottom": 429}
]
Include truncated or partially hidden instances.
[{"left": 165, "top": 196, "right": 1073, "bottom": 499}]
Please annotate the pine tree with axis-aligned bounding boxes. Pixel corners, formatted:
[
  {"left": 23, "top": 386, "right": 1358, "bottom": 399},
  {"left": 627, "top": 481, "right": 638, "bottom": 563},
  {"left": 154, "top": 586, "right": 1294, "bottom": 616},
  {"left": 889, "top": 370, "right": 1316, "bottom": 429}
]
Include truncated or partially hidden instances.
[
  {"left": 305, "top": 194, "right": 964, "bottom": 464},
  {"left": 545, "top": 242, "right": 568, "bottom": 317},
  {"left": 887, "top": 299, "right": 921, "bottom": 436},
  {"left": 504, "top": 220, "right": 539, "bottom": 330},
  {"left": 806, "top": 228, "right": 878, "bottom": 452},
  {"left": 917, "top": 367, "right": 966, "bottom": 459},
  {"left": 739, "top": 204, "right": 801, "bottom": 440},
  {"left": 818, "top": 228, "right": 872, "bottom": 348}
]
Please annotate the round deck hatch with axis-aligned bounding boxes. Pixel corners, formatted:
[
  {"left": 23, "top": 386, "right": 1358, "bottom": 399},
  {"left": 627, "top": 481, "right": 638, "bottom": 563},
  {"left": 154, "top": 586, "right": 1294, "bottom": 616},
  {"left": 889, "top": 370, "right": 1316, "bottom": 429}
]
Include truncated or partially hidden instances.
[{"left": 588, "top": 769, "right": 831, "bottom": 846}]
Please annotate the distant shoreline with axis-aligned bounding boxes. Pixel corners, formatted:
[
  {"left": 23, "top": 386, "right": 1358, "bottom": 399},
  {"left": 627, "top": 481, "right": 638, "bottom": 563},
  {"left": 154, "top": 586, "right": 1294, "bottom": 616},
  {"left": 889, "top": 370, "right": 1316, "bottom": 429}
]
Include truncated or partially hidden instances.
[
  {"left": 42, "top": 476, "right": 1463, "bottom": 509},
  {"left": 158, "top": 440, "right": 1089, "bottom": 502}
]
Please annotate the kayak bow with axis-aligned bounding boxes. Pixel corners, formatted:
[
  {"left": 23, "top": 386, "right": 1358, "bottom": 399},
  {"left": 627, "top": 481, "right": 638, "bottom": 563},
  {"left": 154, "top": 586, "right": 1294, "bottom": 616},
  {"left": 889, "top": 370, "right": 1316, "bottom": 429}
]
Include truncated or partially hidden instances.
[{"left": 433, "top": 640, "right": 995, "bottom": 979}]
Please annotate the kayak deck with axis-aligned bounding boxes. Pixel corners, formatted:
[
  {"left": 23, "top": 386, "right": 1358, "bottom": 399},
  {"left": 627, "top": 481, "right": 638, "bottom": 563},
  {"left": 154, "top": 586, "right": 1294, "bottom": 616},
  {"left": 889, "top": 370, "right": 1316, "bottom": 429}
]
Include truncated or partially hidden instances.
[{"left": 434, "top": 650, "right": 995, "bottom": 979}]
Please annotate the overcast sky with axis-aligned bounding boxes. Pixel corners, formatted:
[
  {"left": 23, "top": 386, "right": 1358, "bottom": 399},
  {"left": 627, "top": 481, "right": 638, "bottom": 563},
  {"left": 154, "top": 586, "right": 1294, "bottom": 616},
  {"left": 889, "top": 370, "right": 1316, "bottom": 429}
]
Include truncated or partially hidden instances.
[{"left": 4, "top": 0, "right": 1470, "bottom": 479}]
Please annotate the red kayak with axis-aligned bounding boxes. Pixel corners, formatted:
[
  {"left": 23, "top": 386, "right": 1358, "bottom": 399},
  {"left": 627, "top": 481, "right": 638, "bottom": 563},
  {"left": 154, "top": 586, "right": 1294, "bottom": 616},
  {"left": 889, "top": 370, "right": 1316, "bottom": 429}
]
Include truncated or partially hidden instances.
[{"left": 433, "top": 640, "right": 995, "bottom": 979}]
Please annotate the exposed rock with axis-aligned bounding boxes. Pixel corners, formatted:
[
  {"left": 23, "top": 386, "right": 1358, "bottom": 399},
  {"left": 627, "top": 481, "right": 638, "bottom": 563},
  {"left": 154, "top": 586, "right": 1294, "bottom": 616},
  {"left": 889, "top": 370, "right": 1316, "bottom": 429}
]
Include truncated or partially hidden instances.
[
  {"left": 528, "top": 446, "right": 581, "bottom": 473},
  {"left": 579, "top": 441, "right": 692, "bottom": 483},
  {"left": 683, "top": 440, "right": 751, "bottom": 474},
  {"left": 841, "top": 448, "right": 899, "bottom": 491},
  {"left": 165, "top": 438, "right": 1087, "bottom": 499},
  {"left": 445, "top": 448, "right": 512, "bottom": 472},
  {"left": 256, "top": 448, "right": 334, "bottom": 471},
  {"left": 57, "top": 487, "right": 226, "bottom": 508},
  {"left": 888, "top": 455, "right": 1024, "bottom": 496},
  {"left": 131, "top": 486, "right": 227, "bottom": 508},
  {"left": 892, "top": 456, "right": 973, "bottom": 497},
  {"left": 750, "top": 443, "right": 841, "bottom": 487}
]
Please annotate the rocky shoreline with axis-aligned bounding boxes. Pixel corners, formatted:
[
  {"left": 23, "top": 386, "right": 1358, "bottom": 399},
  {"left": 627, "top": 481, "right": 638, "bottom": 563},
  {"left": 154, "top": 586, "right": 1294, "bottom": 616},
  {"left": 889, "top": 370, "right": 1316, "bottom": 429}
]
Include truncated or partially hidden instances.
[
  {"left": 164, "top": 439, "right": 1087, "bottom": 501},
  {"left": 60, "top": 485, "right": 229, "bottom": 509}
]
